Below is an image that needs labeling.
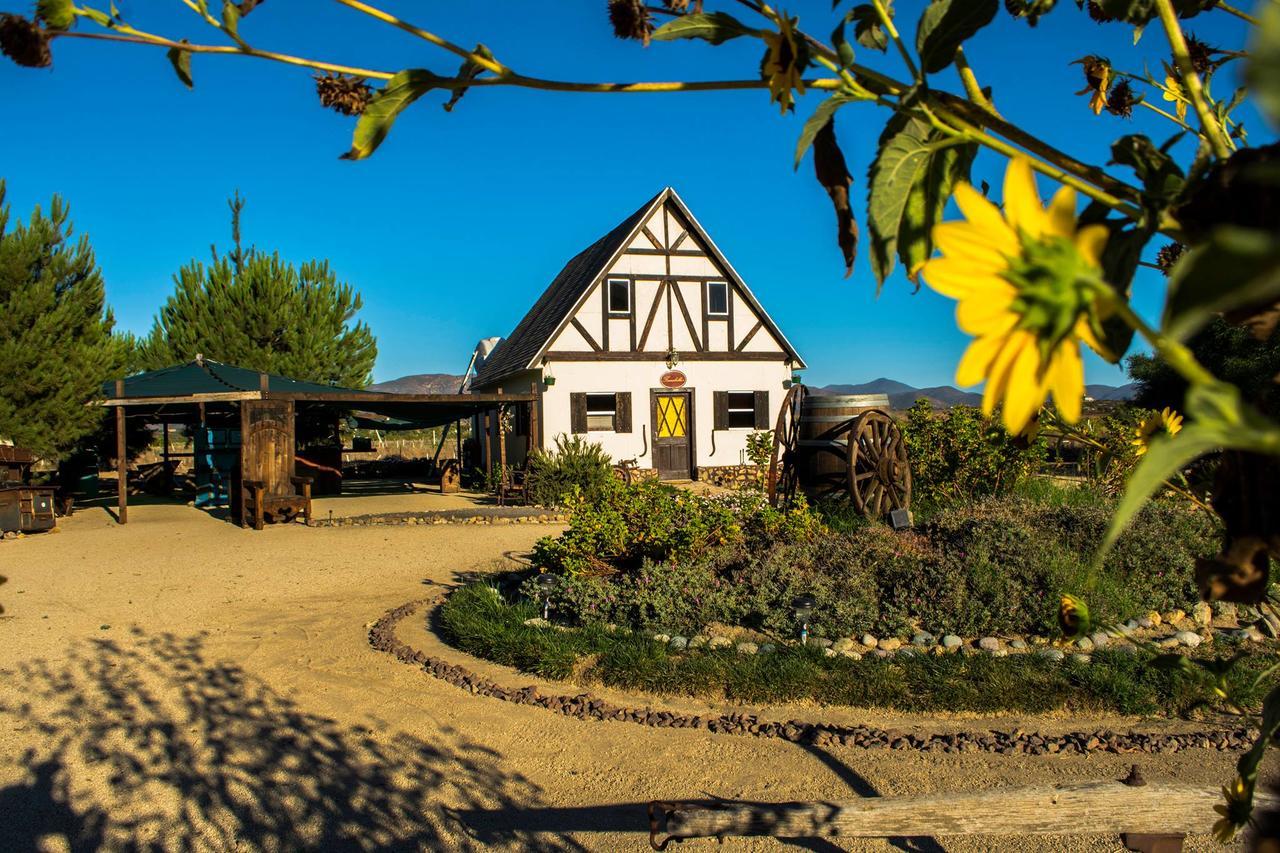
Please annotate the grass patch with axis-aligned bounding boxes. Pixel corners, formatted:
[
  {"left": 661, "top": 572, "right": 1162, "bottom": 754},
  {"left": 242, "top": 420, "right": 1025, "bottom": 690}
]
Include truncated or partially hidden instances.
[{"left": 439, "top": 581, "right": 1276, "bottom": 717}]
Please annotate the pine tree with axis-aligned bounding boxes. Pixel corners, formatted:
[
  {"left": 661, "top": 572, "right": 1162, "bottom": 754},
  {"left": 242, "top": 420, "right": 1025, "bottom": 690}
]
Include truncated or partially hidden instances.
[
  {"left": 137, "top": 193, "right": 377, "bottom": 388},
  {"left": 0, "top": 181, "right": 126, "bottom": 460}
]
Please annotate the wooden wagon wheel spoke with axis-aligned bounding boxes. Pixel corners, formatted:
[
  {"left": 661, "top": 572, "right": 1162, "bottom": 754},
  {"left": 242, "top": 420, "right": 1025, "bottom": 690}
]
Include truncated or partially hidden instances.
[
  {"left": 846, "top": 409, "right": 913, "bottom": 519},
  {"left": 768, "top": 384, "right": 806, "bottom": 506}
]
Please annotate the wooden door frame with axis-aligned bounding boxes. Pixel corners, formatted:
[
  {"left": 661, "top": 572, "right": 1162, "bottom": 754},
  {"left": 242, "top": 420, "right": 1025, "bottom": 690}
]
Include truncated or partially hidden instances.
[{"left": 650, "top": 388, "right": 696, "bottom": 480}]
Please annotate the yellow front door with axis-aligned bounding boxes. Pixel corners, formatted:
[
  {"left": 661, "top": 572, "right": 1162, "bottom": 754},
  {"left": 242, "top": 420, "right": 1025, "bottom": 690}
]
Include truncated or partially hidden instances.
[{"left": 653, "top": 392, "right": 692, "bottom": 479}]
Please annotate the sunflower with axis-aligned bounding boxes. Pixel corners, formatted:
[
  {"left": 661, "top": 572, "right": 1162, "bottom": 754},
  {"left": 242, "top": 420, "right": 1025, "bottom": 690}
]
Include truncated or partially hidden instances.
[
  {"left": 919, "top": 158, "right": 1112, "bottom": 435},
  {"left": 761, "top": 12, "right": 808, "bottom": 114},
  {"left": 1131, "top": 407, "right": 1184, "bottom": 456},
  {"left": 1213, "top": 776, "right": 1253, "bottom": 843},
  {"left": 1161, "top": 62, "right": 1188, "bottom": 121}
]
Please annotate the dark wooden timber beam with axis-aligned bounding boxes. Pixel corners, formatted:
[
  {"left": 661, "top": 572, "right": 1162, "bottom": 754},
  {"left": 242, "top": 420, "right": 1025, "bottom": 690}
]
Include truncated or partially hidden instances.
[
  {"left": 115, "top": 379, "right": 127, "bottom": 525},
  {"left": 544, "top": 351, "right": 786, "bottom": 362}
]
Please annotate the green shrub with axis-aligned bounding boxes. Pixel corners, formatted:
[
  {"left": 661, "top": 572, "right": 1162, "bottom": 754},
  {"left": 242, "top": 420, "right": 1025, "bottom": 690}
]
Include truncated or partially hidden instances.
[
  {"left": 525, "top": 434, "right": 614, "bottom": 507},
  {"left": 900, "top": 401, "right": 1045, "bottom": 508},
  {"left": 530, "top": 480, "right": 1217, "bottom": 640}
]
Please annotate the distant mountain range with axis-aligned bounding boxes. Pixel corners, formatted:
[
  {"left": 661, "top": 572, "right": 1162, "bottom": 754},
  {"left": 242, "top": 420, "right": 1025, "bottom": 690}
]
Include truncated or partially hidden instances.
[
  {"left": 816, "top": 378, "right": 1138, "bottom": 409},
  {"left": 368, "top": 373, "right": 467, "bottom": 394},
  {"left": 369, "top": 372, "right": 1138, "bottom": 409}
]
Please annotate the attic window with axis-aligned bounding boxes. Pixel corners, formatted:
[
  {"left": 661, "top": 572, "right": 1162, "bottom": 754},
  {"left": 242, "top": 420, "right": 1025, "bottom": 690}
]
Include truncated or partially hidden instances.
[
  {"left": 608, "top": 279, "right": 630, "bottom": 315},
  {"left": 707, "top": 281, "right": 728, "bottom": 316}
]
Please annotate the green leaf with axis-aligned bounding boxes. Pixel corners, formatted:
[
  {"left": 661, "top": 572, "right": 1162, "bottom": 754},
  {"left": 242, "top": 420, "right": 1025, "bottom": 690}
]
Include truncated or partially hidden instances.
[
  {"left": 1247, "top": 0, "right": 1280, "bottom": 129},
  {"left": 914, "top": 0, "right": 998, "bottom": 75},
  {"left": 866, "top": 109, "right": 975, "bottom": 287},
  {"left": 166, "top": 44, "right": 194, "bottom": 89},
  {"left": 830, "top": 18, "right": 855, "bottom": 68},
  {"left": 221, "top": 0, "right": 240, "bottom": 38},
  {"left": 651, "top": 12, "right": 759, "bottom": 45},
  {"left": 1164, "top": 227, "right": 1280, "bottom": 342},
  {"left": 1100, "top": 382, "right": 1280, "bottom": 557},
  {"left": 1091, "top": 0, "right": 1216, "bottom": 24},
  {"left": 846, "top": 4, "right": 889, "bottom": 52},
  {"left": 36, "top": 0, "right": 75, "bottom": 31},
  {"left": 443, "top": 44, "right": 494, "bottom": 113},
  {"left": 1108, "top": 134, "right": 1185, "bottom": 220},
  {"left": 342, "top": 69, "right": 443, "bottom": 161},
  {"left": 77, "top": 6, "right": 112, "bottom": 26},
  {"left": 795, "top": 92, "right": 858, "bottom": 169}
]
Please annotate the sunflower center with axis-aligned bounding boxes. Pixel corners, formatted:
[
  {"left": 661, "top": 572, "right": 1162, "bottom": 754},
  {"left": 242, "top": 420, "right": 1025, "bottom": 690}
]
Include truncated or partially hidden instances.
[{"left": 1000, "top": 233, "right": 1104, "bottom": 355}]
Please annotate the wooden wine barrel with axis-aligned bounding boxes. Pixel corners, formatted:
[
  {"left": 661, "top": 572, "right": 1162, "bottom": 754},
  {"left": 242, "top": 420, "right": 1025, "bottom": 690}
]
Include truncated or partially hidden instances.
[{"left": 797, "top": 394, "right": 890, "bottom": 500}]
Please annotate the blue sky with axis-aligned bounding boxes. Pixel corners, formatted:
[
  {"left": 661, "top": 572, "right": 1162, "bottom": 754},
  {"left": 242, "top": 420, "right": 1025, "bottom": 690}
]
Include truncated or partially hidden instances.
[{"left": 0, "top": 1, "right": 1268, "bottom": 387}]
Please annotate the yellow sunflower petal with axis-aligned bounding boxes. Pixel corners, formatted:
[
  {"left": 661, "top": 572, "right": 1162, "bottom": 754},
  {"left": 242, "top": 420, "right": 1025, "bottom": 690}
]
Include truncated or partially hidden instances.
[
  {"left": 956, "top": 291, "right": 1018, "bottom": 336},
  {"left": 920, "top": 257, "right": 1008, "bottom": 300},
  {"left": 1074, "top": 316, "right": 1113, "bottom": 360},
  {"left": 1045, "top": 186, "right": 1078, "bottom": 239},
  {"left": 956, "top": 333, "right": 1007, "bottom": 387},
  {"left": 1047, "top": 340, "right": 1084, "bottom": 423},
  {"left": 934, "top": 221, "right": 1017, "bottom": 268},
  {"left": 1074, "top": 224, "right": 1109, "bottom": 268},
  {"left": 1003, "top": 157, "right": 1045, "bottom": 239},
  {"left": 1001, "top": 336, "right": 1048, "bottom": 434},
  {"left": 953, "top": 182, "right": 1016, "bottom": 243},
  {"left": 982, "top": 330, "right": 1031, "bottom": 418}
]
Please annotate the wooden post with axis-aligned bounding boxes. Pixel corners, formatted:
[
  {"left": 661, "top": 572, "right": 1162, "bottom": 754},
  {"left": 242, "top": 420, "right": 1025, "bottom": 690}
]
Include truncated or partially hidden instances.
[
  {"left": 454, "top": 419, "right": 462, "bottom": 465},
  {"left": 115, "top": 379, "right": 127, "bottom": 525},
  {"left": 529, "top": 381, "right": 541, "bottom": 454},
  {"left": 482, "top": 411, "right": 492, "bottom": 476},
  {"left": 259, "top": 372, "right": 269, "bottom": 395},
  {"left": 161, "top": 419, "right": 172, "bottom": 495},
  {"left": 648, "top": 782, "right": 1277, "bottom": 848}
]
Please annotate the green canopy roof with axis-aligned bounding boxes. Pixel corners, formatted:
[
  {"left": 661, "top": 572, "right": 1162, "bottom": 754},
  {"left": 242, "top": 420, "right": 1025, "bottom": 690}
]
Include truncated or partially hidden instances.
[{"left": 102, "top": 359, "right": 359, "bottom": 399}]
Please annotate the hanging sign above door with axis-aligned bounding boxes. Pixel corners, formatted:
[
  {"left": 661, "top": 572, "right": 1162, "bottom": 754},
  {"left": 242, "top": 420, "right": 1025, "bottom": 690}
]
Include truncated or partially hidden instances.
[{"left": 660, "top": 370, "right": 687, "bottom": 388}]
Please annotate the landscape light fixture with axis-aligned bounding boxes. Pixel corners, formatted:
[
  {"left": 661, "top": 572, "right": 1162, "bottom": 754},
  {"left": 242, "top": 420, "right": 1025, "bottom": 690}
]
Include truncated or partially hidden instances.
[
  {"left": 890, "top": 508, "right": 913, "bottom": 531},
  {"left": 792, "top": 594, "right": 816, "bottom": 645},
  {"left": 534, "top": 573, "right": 559, "bottom": 620}
]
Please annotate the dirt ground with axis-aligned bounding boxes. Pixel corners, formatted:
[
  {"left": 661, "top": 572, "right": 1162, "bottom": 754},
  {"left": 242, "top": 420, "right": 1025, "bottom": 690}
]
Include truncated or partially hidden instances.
[{"left": 0, "top": 502, "right": 1256, "bottom": 851}]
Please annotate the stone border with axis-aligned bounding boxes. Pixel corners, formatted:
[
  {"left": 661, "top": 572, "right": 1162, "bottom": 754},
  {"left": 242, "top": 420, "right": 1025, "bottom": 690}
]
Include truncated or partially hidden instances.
[
  {"left": 368, "top": 598, "right": 1257, "bottom": 757},
  {"left": 313, "top": 509, "right": 567, "bottom": 527}
]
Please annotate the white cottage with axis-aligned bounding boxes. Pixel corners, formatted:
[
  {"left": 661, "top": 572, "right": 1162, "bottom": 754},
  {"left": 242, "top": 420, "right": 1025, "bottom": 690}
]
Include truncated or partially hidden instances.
[{"left": 471, "top": 187, "right": 805, "bottom": 482}]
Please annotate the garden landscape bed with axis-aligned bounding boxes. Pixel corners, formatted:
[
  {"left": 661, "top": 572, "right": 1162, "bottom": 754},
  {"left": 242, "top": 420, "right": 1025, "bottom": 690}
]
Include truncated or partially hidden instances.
[{"left": 436, "top": 479, "right": 1280, "bottom": 718}]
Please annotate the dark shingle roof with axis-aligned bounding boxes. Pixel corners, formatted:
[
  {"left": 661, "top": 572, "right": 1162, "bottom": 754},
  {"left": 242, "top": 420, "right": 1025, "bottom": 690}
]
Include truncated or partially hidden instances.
[
  {"left": 103, "top": 359, "right": 362, "bottom": 399},
  {"left": 473, "top": 190, "right": 664, "bottom": 388}
]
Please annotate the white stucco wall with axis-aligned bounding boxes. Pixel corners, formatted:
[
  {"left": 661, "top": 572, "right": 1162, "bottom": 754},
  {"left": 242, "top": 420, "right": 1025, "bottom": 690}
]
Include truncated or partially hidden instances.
[{"left": 538, "top": 359, "right": 792, "bottom": 472}]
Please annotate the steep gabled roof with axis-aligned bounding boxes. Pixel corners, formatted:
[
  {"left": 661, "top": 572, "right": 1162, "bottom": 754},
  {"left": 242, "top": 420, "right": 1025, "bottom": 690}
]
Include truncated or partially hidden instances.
[
  {"left": 473, "top": 190, "right": 664, "bottom": 388},
  {"left": 473, "top": 187, "right": 804, "bottom": 388}
]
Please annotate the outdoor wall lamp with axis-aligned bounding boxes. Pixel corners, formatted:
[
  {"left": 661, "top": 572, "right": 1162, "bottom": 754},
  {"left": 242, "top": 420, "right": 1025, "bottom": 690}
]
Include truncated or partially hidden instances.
[
  {"left": 792, "top": 594, "right": 816, "bottom": 645},
  {"left": 535, "top": 572, "right": 559, "bottom": 620},
  {"left": 665, "top": 348, "right": 681, "bottom": 370}
]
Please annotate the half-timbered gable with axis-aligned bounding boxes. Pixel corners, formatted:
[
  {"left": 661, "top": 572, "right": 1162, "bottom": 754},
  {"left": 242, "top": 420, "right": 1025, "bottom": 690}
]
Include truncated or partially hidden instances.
[{"left": 473, "top": 187, "right": 804, "bottom": 480}]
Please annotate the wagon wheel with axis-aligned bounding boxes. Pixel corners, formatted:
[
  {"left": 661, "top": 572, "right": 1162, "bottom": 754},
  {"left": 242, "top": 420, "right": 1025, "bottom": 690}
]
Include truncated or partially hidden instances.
[
  {"left": 767, "top": 383, "right": 806, "bottom": 506},
  {"left": 847, "top": 410, "right": 912, "bottom": 518}
]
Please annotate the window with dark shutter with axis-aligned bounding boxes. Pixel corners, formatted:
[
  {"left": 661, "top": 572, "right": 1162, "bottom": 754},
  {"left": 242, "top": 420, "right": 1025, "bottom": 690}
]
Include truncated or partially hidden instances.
[
  {"left": 615, "top": 392, "right": 632, "bottom": 433},
  {"left": 726, "top": 391, "right": 756, "bottom": 429},
  {"left": 570, "top": 393, "right": 588, "bottom": 433},
  {"left": 754, "top": 390, "right": 770, "bottom": 429},
  {"left": 713, "top": 391, "right": 728, "bottom": 430},
  {"left": 585, "top": 394, "right": 617, "bottom": 431}
]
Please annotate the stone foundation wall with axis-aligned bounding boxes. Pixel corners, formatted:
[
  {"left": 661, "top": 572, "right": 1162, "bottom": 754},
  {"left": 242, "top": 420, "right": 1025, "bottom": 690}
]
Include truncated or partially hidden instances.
[{"left": 697, "top": 465, "right": 763, "bottom": 489}]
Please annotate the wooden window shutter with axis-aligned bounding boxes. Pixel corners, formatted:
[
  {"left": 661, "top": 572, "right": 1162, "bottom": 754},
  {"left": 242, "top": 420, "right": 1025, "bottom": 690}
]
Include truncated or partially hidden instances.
[
  {"left": 615, "top": 392, "right": 632, "bottom": 433},
  {"left": 570, "top": 393, "right": 587, "bottom": 433},
  {"left": 713, "top": 391, "right": 728, "bottom": 430},
  {"left": 754, "top": 390, "right": 770, "bottom": 429}
]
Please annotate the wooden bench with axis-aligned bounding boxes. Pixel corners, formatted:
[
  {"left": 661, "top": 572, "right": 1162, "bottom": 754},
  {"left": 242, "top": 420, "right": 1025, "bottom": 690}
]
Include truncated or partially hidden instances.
[{"left": 243, "top": 475, "right": 312, "bottom": 531}]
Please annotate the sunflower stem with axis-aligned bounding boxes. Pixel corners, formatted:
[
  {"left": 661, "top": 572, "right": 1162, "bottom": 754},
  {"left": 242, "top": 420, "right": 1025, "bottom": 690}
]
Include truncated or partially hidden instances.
[
  {"left": 1098, "top": 290, "right": 1218, "bottom": 388},
  {"left": 871, "top": 0, "right": 920, "bottom": 81},
  {"left": 953, "top": 47, "right": 999, "bottom": 116},
  {"left": 334, "top": 0, "right": 509, "bottom": 76},
  {"left": 1215, "top": 2, "right": 1259, "bottom": 26},
  {"left": 1153, "top": 0, "right": 1233, "bottom": 159}
]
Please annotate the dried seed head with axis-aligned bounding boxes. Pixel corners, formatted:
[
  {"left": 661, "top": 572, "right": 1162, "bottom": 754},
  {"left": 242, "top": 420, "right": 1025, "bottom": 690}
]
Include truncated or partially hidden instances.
[
  {"left": 1085, "top": 1, "right": 1114, "bottom": 22},
  {"left": 1155, "top": 242, "right": 1185, "bottom": 276},
  {"left": 314, "top": 72, "right": 373, "bottom": 116},
  {"left": 1184, "top": 34, "right": 1216, "bottom": 76},
  {"left": 1104, "top": 79, "right": 1138, "bottom": 119},
  {"left": 608, "top": 0, "right": 653, "bottom": 46},
  {"left": 1072, "top": 55, "right": 1112, "bottom": 115},
  {"left": 0, "top": 14, "right": 51, "bottom": 68}
]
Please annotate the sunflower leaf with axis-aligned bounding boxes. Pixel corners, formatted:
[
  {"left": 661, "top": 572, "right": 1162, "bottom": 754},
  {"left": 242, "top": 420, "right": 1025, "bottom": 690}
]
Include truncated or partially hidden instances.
[
  {"left": 845, "top": 4, "right": 889, "bottom": 52},
  {"left": 795, "top": 92, "right": 858, "bottom": 169},
  {"left": 651, "top": 12, "right": 759, "bottom": 45},
  {"left": 1164, "top": 227, "right": 1280, "bottom": 342},
  {"left": 915, "top": 0, "right": 999, "bottom": 75},
  {"left": 342, "top": 69, "right": 443, "bottom": 161},
  {"left": 1099, "top": 382, "right": 1280, "bottom": 559},
  {"left": 1247, "top": 0, "right": 1280, "bottom": 129},
  {"left": 166, "top": 43, "right": 194, "bottom": 89},
  {"left": 866, "top": 110, "right": 975, "bottom": 288}
]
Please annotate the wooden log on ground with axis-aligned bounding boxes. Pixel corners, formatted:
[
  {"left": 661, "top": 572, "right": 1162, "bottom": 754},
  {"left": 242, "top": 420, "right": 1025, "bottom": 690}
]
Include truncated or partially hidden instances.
[{"left": 648, "top": 782, "right": 1277, "bottom": 849}]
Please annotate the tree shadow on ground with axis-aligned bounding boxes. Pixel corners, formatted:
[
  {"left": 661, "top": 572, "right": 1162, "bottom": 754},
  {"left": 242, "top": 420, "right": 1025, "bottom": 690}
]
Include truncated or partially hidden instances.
[{"left": 0, "top": 629, "right": 585, "bottom": 851}]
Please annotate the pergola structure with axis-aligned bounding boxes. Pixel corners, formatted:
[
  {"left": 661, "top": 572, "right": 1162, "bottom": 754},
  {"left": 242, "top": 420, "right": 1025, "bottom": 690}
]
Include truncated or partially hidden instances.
[{"left": 99, "top": 358, "right": 536, "bottom": 526}]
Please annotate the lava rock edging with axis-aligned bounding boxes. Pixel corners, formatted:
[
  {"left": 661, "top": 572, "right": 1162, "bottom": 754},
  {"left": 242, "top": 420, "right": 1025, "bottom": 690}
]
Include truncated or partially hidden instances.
[{"left": 368, "top": 598, "right": 1256, "bottom": 757}]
